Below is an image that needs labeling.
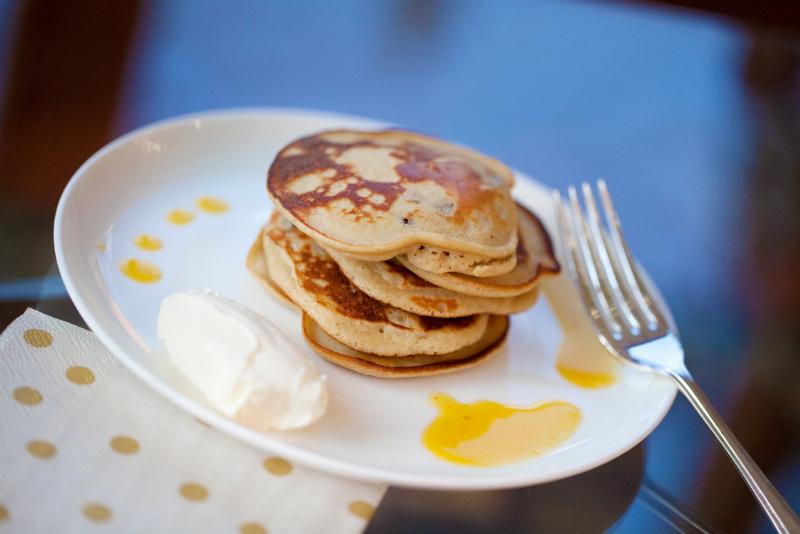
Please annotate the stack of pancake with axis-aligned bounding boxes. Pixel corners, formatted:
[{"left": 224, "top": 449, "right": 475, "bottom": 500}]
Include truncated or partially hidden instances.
[{"left": 246, "top": 129, "right": 560, "bottom": 378}]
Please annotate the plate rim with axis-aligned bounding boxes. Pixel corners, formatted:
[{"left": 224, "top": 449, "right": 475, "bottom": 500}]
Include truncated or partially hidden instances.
[{"left": 54, "top": 107, "right": 677, "bottom": 490}]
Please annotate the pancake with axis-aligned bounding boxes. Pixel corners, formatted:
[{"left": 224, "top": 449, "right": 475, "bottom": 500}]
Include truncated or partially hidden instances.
[
  {"left": 263, "top": 213, "right": 490, "bottom": 356},
  {"left": 404, "top": 246, "right": 517, "bottom": 277},
  {"left": 267, "top": 129, "right": 518, "bottom": 262},
  {"left": 325, "top": 247, "right": 540, "bottom": 317},
  {"left": 303, "top": 313, "right": 508, "bottom": 378},
  {"left": 396, "top": 203, "right": 561, "bottom": 297},
  {"left": 245, "top": 229, "right": 296, "bottom": 308}
]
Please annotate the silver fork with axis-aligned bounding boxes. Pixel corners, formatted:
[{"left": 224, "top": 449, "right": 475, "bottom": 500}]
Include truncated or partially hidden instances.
[{"left": 553, "top": 180, "right": 799, "bottom": 533}]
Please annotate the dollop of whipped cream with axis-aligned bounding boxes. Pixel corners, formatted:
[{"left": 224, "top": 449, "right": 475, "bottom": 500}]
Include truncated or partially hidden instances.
[{"left": 157, "top": 290, "right": 328, "bottom": 430}]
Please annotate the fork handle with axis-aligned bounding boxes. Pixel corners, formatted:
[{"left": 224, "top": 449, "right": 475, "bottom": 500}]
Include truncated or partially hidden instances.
[{"left": 668, "top": 370, "right": 799, "bottom": 533}]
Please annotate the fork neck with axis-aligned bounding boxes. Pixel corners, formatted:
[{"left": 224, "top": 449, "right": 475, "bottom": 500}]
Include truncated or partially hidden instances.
[{"left": 627, "top": 333, "right": 689, "bottom": 377}]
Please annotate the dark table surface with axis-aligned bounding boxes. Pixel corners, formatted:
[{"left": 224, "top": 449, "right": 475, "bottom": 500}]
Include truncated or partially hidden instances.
[{"left": 2, "top": 1, "right": 799, "bottom": 532}]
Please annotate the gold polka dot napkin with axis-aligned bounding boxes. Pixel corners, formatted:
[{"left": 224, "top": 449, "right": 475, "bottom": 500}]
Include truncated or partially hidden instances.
[{"left": 0, "top": 309, "right": 385, "bottom": 533}]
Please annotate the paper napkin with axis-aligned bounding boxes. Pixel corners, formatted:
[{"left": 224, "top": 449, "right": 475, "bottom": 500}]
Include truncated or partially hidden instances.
[{"left": 0, "top": 309, "right": 386, "bottom": 533}]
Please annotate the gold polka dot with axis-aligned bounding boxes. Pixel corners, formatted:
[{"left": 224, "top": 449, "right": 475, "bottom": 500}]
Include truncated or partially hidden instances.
[
  {"left": 66, "top": 366, "right": 95, "bottom": 385},
  {"left": 23, "top": 328, "right": 52, "bottom": 348},
  {"left": 110, "top": 435, "right": 139, "bottom": 454},
  {"left": 13, "top": 386, "right": 43, "bottom": 406},
  {"left": 0, "top": 504, "right": 8, "bottom": 522},
  {"left": 179, "top": 483, "right": 208, "bottom": 501},
  {"left": 27, "top": 440, "right": 56, "bottom": 459},
  {"left": 240, "top": 522, "right": 267, "bottom": 534},
  {"left": 263, "top": 457, "right": 292, "bottom": 476},
  {"left": 82, "top": 503, "right": 112, "bottom": 522},
  {"left": 348, "top": 500, "right": 375, "bottom": 520}
]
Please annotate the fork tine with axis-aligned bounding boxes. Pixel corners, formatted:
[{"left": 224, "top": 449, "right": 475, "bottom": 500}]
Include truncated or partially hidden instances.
[
  {"left": 580, "top": 182, "right": 642, "bottom": 336},
  {"left": 553, "top": 189, "right": 603, "bottom": 330},
  {"left": 561, "top": 186, "right": 623, "bottom": 340},
  {"left": 596, "top": 179, "right": 660, "bottom": 330}
]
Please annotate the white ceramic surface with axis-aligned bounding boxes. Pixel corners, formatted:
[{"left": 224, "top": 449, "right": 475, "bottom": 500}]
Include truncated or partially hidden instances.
[{"left": 54, "top": 108, "right": 676, "bottom": 489}]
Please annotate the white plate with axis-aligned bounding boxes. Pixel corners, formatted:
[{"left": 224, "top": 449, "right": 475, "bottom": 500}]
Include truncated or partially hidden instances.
[{"left": 54, "top": 108, "right": 676, "bottom": 490}]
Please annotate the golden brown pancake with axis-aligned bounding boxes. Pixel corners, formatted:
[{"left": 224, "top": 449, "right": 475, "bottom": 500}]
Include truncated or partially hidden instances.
[
  {"left": 263, "top": 213, "right": 490, "bottom": 356},
  {"left": 397, "top": 204, "right": 560, "bottom": 297},
  {"left": 267, "top": 129, "right": 518, "bottom": 262},
  {"left": 404, "top": 245, "right": 517, "bottom": 277},
  {"left": 325, "top": 247, "right": 540, "bottom": 317},
  {"left": 245, "top": 229, "right": 296, "bottom": 308},
  {"left": 303, "top": 313, "right": 509, "bottom": 378}
]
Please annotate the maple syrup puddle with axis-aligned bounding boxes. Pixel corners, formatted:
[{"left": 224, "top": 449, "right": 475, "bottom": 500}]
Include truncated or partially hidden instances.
[
  {"left": 556, "top": 364, "right": 616, "bottom": 389},
  {"left": 134, "top": 234, "right": 162, "bottom": 251},
  {"left": 196, "top": 196, "right": 229, "bottom": 214},
  {"left": 166, "top": 209, "right": 195, "bottom": 225},
  {"left": 120, "top": 259, "right": 162, "bottom": 284},
  {"left": 422, "top": 393, "right": 581, "bottom": 467}
]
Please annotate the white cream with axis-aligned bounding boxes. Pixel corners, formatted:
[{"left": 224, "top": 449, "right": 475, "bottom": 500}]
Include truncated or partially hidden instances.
[{"left": 157, "top": 290, "right": 328, "bottom": 430}]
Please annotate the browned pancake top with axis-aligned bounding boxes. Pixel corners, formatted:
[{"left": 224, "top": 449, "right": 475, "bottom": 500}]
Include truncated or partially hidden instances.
[
  {"left": 269, "top": 134, "right": 404, "bottom": 218},
  {"left": 269, "top": 131, "right": 508, "bottom": 219},
  {"left": 267, "top": 130, "right": 516, "bottom": 250}
]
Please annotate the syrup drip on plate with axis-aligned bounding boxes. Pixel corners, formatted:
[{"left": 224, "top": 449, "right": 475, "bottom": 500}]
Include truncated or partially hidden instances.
[
  {"left": 543, "top": 275, "right": 619, "bottom": 388},
  {"left": 196, "top": 196, "right": 229, "bottom": 214},
  {"left": 166, "top": 209, "right": 195, "bottom": 225},
  {"left": 556, "top": 364, "right": 617, "bottom": 389},
  {"left": 422, "top": 393, "right": 581, "bottom": 467},
  {"left": 120, "top": 259, "right": 162, "bottom": 284},
  {"left": 134, "top": 234, "right": 162, "bottom": 251}
]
